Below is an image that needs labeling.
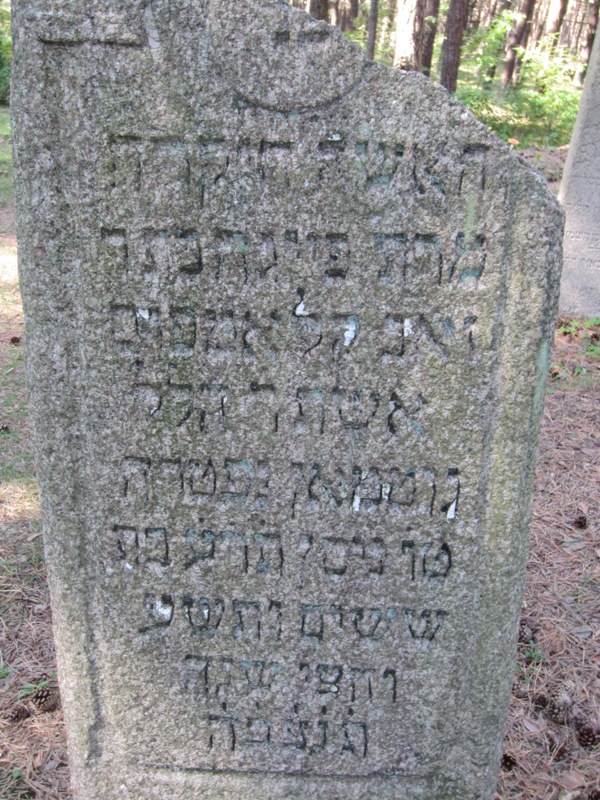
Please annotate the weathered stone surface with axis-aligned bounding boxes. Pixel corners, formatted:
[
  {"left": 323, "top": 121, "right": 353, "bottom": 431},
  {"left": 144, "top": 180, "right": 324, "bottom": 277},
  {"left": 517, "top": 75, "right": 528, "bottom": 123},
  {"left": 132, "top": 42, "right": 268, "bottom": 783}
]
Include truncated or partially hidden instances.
[
  {"left": 559, "top": 32, "right": 600, "bottom": 318},
  {"left": 12, "top": 1, "right": 562, "bottom": 798}
]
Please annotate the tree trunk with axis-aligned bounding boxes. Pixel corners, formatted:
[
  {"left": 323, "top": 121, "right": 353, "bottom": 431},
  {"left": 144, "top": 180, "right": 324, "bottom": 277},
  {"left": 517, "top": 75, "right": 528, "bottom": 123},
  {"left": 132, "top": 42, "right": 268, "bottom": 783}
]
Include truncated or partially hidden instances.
[
  {"left": 513, "top": 0, "right": 536, "bottom": 84},
  {"left": 482, "top": 0, "right": 499, "bottom": 28},
  {"left": 485, "top": 0, "right": 512, "bottom": 80},
  {"left": 417, "top": 0, "right": 441, "bottom": 73},
  {"left": 466, "top": 0, "right": 480, "bottom": 31},
  {"left": 573, "top": 0, "right": 588, "bottom": 52},
  {"left": 561, "top": 0, "right": 587, "bottom": 51},
  {"left": 330, "top": 0, "right": 340, "bottom": 25},
  {"left": 574, "top": 0, "right": 600, "bottom": 85},
  {"left": 306, "top": 0, "right": 330, "bottom": 20},
  {"left": 469, "top": 0, "right": 484, "bottom": 31},
  {"left": 440, "top": 0, "right": 470, "bottom": 92},
  {"left": 544, "top": 0, "right": 568, "bottom": 43},
  {"left": 367, "top": 0, "right": 380, "bottom": 58},
  {"left": 341, "top": 0, "right": 361, "bottom": 28},
  {"left": 394, "top": 0, "right": 424, "bottom": 67},
  {"left": 530, "top": 0, "right": 550, "bottom": 47},
  {"left": 501, "top": 0, "right": 537, "bottom": 88},
  {"left": 377, "top": 0, "right": 395, "bottom": 58}
]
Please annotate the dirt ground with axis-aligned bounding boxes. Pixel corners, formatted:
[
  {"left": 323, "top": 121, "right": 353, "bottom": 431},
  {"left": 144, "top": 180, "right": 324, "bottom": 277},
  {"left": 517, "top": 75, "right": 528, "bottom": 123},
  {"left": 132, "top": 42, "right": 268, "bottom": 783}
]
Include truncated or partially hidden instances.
[
  {"left": 0, "top": 150, "right": 598, "bottom": 799},
  {"left": 518, "top": 145, "right": 570, "bottom": 195}
]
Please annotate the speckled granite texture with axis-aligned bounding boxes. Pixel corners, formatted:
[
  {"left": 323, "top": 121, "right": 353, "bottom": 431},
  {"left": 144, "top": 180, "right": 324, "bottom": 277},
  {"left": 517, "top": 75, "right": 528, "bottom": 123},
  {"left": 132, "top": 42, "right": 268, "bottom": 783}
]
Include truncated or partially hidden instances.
[{"left": 12, "top": 1, "right": 563, "bottom": 798}]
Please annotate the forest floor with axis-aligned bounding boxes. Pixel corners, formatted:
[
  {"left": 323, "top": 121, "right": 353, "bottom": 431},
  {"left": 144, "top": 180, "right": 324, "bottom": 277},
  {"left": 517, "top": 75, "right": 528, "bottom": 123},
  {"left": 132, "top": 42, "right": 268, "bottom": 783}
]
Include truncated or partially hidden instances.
[{"left": 0, "top": 145, "right": 598, "bottom": 800}]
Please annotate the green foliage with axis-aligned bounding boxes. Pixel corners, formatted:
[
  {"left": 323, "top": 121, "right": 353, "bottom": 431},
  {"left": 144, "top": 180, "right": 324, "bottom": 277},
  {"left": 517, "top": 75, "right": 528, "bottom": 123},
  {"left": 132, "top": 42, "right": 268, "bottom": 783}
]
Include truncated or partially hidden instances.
[
  {"left": 18, "top": 678, "right": 49, "bottom": 699},
  {"left": 343, "top": 1, "right": 396, "bottom": 64},
  {"left": 558, "top": 319, "right": 581, "bottom": 336},
  {"left": 522, "top": 640, "right": 546, "bottom": 665},
  {"left": 342, "top": 16, "right": 367, "bottom": 49},
  {"left": 0, "top": 0, "right": 10, "bottom": 105},
  {"left": 430, "top": 0, "right": 450, "bottom": 80},
  {"left": 461, "top": 9, "right": 518, "bottom": 86},
  {"left": 558, "top": 317, "right": 600, "bottom": 337},
  {"left": 457, "top": 43, "right": 581, "bottom": 147},
  {"left": 341, "top": 2, "right": 580, "bottom": 148},
  {"left": 586, "top": 344, "right": 600, "bottom": 359}
]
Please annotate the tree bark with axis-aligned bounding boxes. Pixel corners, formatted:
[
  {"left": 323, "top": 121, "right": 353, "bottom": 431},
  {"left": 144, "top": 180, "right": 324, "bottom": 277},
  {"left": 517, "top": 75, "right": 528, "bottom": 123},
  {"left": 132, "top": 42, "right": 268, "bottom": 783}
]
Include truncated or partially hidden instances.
[
  {"left": 484, "top": 0, "right": 512, "bottom": 81},
  {"left": 377, "top": 0, "right": 395, "bottom": 57},
  {"left": 530, "top": 0, "right": 550, "bottom": 47},
  {"left": 330, "top": 0, "right": 339, "bottom": 24},
  {"left": 417, "top": 0, "right": 440, "bottom": 73},
  {"left": 544, "top": 0, "right": 568, "bottom": 43},
  {"left": 306, "top": 0, "right": 330, "bottom": 20},
  {"left": 574, "top": 0, "right": 600, "bottom": 85},
  {"left": 501, "top": 0, "right": 537, "bottom": 88},
  {"left": 394, "top": 0, "right": 425, "bottom": 67},
  {"left": 367, "top": 0, "right": 380, "bottom": 58},
  {"left": 466, "top": 0, "right": 480, "bottom": 31},
  {"left": 482, "top": 0, "right": 499, "bottom": 28},
  {"left": 440, "top": 0, "right": 470, "bottom": 92},
  {"left": 573, "top": 0, "right": 589, "bottom": 51},
  {"left": 341, "top": 0, "right": 361, "bottom": 28}
]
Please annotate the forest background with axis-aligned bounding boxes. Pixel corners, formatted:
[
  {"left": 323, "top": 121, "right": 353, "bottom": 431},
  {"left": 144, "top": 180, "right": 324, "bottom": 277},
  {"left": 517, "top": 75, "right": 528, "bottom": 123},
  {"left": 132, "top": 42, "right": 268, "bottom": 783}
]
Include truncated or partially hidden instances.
[
  {"left": 299, "top": 0, "right": 595, "bottom": 149},
  {"left": 0, "top": 0, "right": 595, "bottom": 148}
]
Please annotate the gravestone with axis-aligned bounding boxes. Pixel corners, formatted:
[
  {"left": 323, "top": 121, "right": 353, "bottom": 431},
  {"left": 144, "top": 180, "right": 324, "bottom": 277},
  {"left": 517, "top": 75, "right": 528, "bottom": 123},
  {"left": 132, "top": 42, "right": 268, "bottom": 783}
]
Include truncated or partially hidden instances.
[
  {"left": 559, "top": 31, "right": 600, "bottom": 318},
  {"left": 12, "top": 1, "right": 562, "bottom": 798}
]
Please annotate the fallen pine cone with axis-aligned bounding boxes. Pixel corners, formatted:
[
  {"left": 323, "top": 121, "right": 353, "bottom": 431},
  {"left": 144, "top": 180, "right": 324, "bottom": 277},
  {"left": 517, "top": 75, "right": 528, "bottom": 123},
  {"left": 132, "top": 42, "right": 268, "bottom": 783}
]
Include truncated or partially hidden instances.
[
  {"left": 501, "top": 752, "right": 517, "bottom": 771},
  {"left": 573, "top": 515, "right": 588, "bottom": 529},
  {"left": 518, "top": 614, "right": 540, "bottom": 644},
  {"left": 7, "top": 703, "right": 31, "bottom": 722},
  {"left": 576, "top": 723, "right": 600, "bottom": 750},
  {"left": 29, "top": 684, "right": 60, "bottom": 713},
  {"left": 547, "top": 685, "right": 573, "bottom": 725}
]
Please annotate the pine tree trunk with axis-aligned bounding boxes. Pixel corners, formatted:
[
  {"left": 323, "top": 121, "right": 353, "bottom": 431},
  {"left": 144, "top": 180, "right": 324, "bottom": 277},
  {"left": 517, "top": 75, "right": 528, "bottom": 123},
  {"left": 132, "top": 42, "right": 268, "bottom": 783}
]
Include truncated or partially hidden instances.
[
  {"left": 394, "top": 0, "right": 424, "bottom": 67},
  {"left": 377, "top": 0, "right": 394, "bottom": 58},
  {"left": 416, "top": 0, "right": 441, "bottom": 73},
  {"left": 573, "top": 0, "right": 588, "bottom": 51},
  {"left": 513, "top": 0, "right": 536, "bottom": 83},
  {"left": 562, "top": 0, "right": 587, "bottom": 52},
  {"left": 306, "top": 0, "right": 331, "bottom": 20},
  {"left": 466, "top": 0, "right": 479, "bottom": 31},
  {"left": 330, "top": 0, "right": 341, "bottom": 25},
  {"left": 367, "top": 0, "right": 380, "bottom": 58},
  {"left": 574, "top": 0, "right": 600, "bottom": 84},
  {"left": 440, "top": 0, "right": 470, "bottom": 91},
  {"left": 482, "top": 0, "right": 499, "bottom": 28},
  {"left": 485, "top": 0, "right": 512, "bottom": 80},
  {"left": 530, "top": 0, "right": 550, "bottom": 48},
  {"left": 501, "top": 0, "right": 537, "bottom": 88},
  {"left": 469, "top": 0, "right": 483, "bottom": 31},
  {"left": 544, "top": 0, "right": 568, "bottom": 44}
]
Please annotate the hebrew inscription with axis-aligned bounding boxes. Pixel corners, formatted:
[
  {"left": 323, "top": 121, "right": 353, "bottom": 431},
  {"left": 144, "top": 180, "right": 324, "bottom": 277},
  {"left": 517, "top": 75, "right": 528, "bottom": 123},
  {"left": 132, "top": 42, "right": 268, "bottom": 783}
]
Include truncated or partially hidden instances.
[{"left": 13, "top": 0, "right": 562, "bottom": 797}]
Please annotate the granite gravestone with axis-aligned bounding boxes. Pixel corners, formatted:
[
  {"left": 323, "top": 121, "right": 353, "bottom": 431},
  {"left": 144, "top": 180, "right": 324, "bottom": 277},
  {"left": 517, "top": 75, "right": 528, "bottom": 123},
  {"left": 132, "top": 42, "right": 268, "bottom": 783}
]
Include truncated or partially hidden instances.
[
  {"left": 559, "top": 31, "right": 600, "bottom": 318},
  {"left": 13, "top": 1, "right": 562, "bottom": 798}
]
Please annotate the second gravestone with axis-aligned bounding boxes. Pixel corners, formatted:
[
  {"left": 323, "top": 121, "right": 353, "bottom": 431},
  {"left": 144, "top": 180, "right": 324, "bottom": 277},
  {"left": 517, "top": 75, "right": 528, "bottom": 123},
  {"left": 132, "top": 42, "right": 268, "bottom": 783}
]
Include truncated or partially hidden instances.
[{"left": 13, "top": 1, "right": 562, "bottom": 798}]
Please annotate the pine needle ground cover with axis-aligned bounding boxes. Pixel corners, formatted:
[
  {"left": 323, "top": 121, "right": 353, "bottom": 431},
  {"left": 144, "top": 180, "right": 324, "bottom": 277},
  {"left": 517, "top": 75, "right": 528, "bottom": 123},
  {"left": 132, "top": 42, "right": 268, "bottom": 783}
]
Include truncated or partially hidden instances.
[{"left": 0, "top": 137, "right": 598, "bottom": 799}]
